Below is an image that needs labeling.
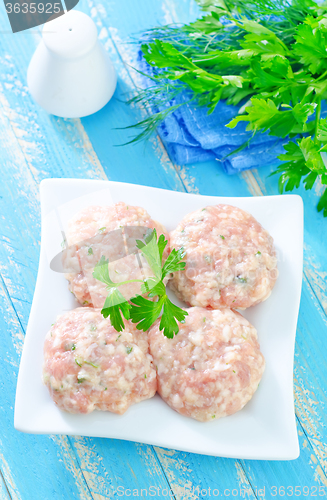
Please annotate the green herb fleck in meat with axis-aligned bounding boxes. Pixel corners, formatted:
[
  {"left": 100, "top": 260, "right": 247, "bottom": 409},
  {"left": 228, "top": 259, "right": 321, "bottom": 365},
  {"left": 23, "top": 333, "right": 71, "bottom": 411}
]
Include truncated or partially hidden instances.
[{"left": 84, "top": 361, "right": 99, "bottom": 368}]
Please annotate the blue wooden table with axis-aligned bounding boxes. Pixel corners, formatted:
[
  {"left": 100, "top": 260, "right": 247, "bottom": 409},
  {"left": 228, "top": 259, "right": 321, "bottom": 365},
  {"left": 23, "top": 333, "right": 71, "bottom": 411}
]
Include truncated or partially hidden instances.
[{"left": 0, "top": 0, "right": 327, "bottom": 498}]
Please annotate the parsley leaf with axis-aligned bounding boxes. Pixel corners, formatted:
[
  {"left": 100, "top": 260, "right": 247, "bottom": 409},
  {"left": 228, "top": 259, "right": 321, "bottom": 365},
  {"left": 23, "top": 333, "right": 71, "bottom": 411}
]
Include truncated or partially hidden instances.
[
  {"left": 292, "top": 21, "right": 327, "bottom": 75},
  {"left": 317, "top": 187, "right": 327, "bottom": 217},
  {"left": 130, "top": 295, "right": 164, "bottom": 331},
  {"left": 93, "top": 229, "right": 188, "bottom": 337},
  {"left": 142, "top": 280, "right": 166, "bottom": 297},
  {"left": 136, "top": 228, "right": 162, "bottom": 281},
  {"left": 227, "top": 99, "right": 316, "bottom": 138},
  {"left": 273, "top": 136, "right": 327, "bottom": 216},
  {"left": 142, "top": 39, "right": 197, "bottom": 70},
  {"left": 159, "top": 297, "right": 188, "bottom": 339},
  {"left": 93, "top": 256, "right": 114, "bottom": 288},
  {"left": 101, "top": 288, "right": 131, "bottom": 332},
  {"left": 157, "top": 233, "right": 168, "bottom": 263},
  {"left": 317, "top": 119, "right": 327, "bottom": 145},
  {"left": 130, "top": 294, "right": 188, "bottom": 339},
  {"left": 162, "top": 247, "right": 186, "bottom": 279}
]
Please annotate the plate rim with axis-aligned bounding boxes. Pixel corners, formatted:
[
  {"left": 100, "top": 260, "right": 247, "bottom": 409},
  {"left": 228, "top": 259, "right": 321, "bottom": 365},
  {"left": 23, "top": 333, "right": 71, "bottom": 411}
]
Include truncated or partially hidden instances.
[{"left": 14, "top": 178, "right": 303, "bottom": 460}]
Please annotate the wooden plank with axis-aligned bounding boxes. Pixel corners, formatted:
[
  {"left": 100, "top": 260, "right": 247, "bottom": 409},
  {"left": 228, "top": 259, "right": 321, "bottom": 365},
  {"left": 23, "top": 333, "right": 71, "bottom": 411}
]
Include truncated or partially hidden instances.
[
  {"left": 0, "top": 79, "right": 97, "bottom": 498},
  {"left": 236, "top": 280, "right": 327, "bottom": 500},
  {"left": 77, "top": 0, "right": 186, "bottom": 192},
  {"left": 0, "top": 469, "right": 12, "bottom": 500},
  {"left": 0, "top": 283, "right": 94, "bottom": 499},
  {"left": 0, "top": 16, "right": 176, "bottom": 500},
  {"left": 70, "top": 437, "right": 173, "bottom": 498}
]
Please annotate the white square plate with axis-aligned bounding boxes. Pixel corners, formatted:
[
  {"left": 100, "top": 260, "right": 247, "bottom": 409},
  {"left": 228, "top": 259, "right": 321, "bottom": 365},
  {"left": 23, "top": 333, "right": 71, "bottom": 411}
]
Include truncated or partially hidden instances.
[{"left": 15, "top": 179, "right": 303, "bottom": 460}]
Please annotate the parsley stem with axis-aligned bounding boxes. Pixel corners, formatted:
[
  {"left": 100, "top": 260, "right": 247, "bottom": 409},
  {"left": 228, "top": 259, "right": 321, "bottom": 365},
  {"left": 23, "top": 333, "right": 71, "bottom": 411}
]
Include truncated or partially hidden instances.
[
  {"left": 314, "top": 99, "right": 321, "bottom": 146},
  {"left": 316, "top": 69, "right": 327, "bottom": 82},
  {"left": 108, "top": 279, "right": 144, "bottom": 288}
]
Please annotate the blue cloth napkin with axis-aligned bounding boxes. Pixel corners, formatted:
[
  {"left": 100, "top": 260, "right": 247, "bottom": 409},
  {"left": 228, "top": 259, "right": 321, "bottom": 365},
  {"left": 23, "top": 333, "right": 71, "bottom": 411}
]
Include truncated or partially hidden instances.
[{"left": 156, "top": 93, "right": 287, "bottom": 174}]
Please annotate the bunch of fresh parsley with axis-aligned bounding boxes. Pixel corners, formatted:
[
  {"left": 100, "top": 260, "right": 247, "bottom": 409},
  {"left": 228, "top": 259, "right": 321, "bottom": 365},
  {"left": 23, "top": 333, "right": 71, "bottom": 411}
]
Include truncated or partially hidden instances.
[
  {"left": 128, "top": 0, "right": 327, "bottom": 216},
  {"left": 92, "top": 229, "right": 188, "bottom": 338}
]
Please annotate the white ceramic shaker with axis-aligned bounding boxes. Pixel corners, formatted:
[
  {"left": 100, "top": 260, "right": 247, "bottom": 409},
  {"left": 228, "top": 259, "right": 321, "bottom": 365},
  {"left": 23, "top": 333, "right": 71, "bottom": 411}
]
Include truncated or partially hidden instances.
[{"left": 27, "top": 10, "right": 117, "bottom": 118}]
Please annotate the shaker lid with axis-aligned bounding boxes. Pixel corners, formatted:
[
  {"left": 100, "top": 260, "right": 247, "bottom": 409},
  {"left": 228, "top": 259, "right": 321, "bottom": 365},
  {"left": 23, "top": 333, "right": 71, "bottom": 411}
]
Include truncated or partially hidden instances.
[{"left": 42, "top": 10, "right": 98, "bottom": 59}]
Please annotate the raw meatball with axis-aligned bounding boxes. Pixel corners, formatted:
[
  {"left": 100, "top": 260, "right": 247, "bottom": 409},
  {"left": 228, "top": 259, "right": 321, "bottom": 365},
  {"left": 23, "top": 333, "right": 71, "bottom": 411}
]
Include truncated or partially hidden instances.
[
  {"left": 63, "top": 203, "right": 169, "bottom": 308},
  {"left": 43, "top": 307, "right": 157, "bottom": 414},
  {"left": 149, "top": 307, "right": 265, "bottom": 422},
  {"left": 169, "top": 204, "right": 278, "bottom": 309}
]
